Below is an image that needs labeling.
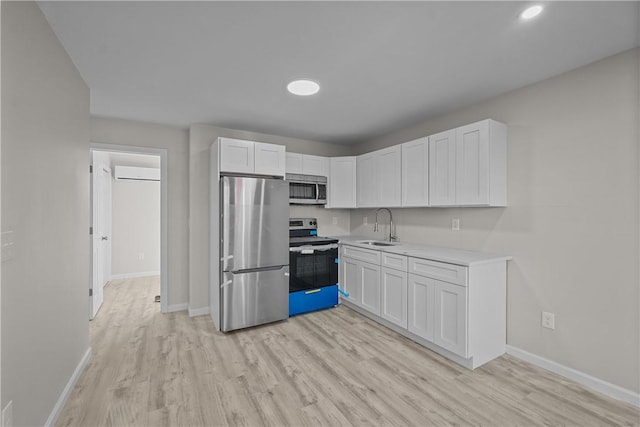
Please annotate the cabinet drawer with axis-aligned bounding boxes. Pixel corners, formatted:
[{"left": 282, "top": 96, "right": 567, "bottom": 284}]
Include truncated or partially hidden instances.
[
  {"left": 381, "top": 253, "right": 408, "bottom": 271},
  {"left": 341, "top": 245, "right": 381, "bottom": 264},
  {"left": 408, "top": 258, "right": 467, "bottom": 286}
]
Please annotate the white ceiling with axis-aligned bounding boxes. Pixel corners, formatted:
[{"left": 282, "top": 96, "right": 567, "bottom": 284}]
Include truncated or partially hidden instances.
[{"left": 39, "top": 1, "right": 639, "bottom": 145}]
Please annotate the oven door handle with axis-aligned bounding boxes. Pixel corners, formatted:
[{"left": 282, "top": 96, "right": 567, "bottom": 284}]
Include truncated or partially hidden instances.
[{"left": 289, "top": 243, "right": 339, "bottom": 253}]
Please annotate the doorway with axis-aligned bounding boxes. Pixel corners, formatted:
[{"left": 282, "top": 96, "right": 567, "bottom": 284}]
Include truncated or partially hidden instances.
[{"left": 89, "top": 143, "right": 168, "bottom": 316}]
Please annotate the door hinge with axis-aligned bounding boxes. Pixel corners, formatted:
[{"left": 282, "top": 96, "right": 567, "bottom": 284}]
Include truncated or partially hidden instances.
[
  {"left": 89, "top": 288, "right": 93, "bottom": 297},
  {"left": 90, "top": 165, "right": 93, "bottom": 173},
  {"left": 89, "top": 226, "right": 93, "bottom": 235}
]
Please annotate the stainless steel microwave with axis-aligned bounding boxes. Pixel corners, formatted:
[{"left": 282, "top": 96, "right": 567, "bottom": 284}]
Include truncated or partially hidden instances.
[{"left": 286, "top": 173, "right": 327, "bottom": 205}]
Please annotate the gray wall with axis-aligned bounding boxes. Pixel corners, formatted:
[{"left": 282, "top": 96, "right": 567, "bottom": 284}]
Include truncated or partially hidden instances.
[
  {"left": 1, "top": 2, "right": 91, "bottom": 425},
  {"left": 111, "top": 179, "right": 160, "bottom": 277},
  {"left": 189, "top": 124, "right": 352, "bottom": 312},
  {"left": 350, "top": 48, "right": 639, "bottom": 393},
  {"left": 90, "top": 117, "right": 190, "bottom": 310}
]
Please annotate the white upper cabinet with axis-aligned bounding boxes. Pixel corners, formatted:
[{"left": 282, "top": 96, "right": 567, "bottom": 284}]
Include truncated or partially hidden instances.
[
  {"left": 286, "top": 152, "right": 329, "bottom": 177},
  {"left": 356, "top": 152, "right": 376, "bottom": 207},
  {"left": 456, "top": 120, "right": 507, "bottom": 206},
  {"left": 376, "top": 145, "right": 402, "bottom": 207},
  {"left": 285, "top": 152, "right": 303, "bottom": 174},
  {"left": 219, "top": 138, "right": 255, "bottom": 174},
  {"left": 428, "top": 129, "right": 456, "bottom": 206},
  {"left": 254, "top": 141, "right": 286, "bottom": 176},
  {"left": 357, "top": 145, "right": 401, "bottom": 208},
  {"left": 401, "top": 136, "right": 430, "bottom": 207},
  {"left": 219, "top": 138, "right": 285, "bottom": 177},
  {"left": 327, "top": 156, "right": 357, "bottom": 208},
  {"left": 303, "top": 154, "right": 329, "bottom": 176},
  {"left": 429, "top": 119, "right": 507, "bottom": 207}
]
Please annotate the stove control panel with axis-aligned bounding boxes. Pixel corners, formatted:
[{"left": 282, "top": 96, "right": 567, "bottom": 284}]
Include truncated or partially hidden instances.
[{"left": 289, "top": 218, "right": 317, "bottom": 230}]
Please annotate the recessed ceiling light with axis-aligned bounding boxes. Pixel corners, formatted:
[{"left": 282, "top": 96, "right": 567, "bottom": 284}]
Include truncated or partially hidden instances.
[
  {"left": 287, "top": 79, "right": 320, "bottom": 96},
  {"left": 520, "top": 5, "right": 543, "bottom": 20}
]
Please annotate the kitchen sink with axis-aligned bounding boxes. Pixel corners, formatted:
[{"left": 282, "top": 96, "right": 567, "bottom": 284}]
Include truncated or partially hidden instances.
[{"left": 358, "top": 240, "right": 398, "bottom": 247}]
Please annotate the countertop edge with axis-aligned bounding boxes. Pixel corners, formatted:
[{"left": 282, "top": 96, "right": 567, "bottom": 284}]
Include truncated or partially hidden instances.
[{"left": 335, "top": 237, "right": 512, "bottom": 267}]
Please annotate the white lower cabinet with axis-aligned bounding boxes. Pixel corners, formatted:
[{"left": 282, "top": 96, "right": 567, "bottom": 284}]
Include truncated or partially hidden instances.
[
  {"left": 339, "top": 242, "right": 507, "bottom": 370},
  {"left": 407, "top": 273, "right": 435, "bottom": 342},
  {"left": 341, "top": 257, "right": 361, "bottom": 307},
  {"left": 381, "top": 267, "right": 408, "bottom": 328},
  {"left": 433, "top": 280, "right": 468, "bottom": 357},
  {"left": 361, "top": 262, "right": 381, "bottom": 315},
  {"left": 340, "top": 246, "right": 380, "bottom": 316}
]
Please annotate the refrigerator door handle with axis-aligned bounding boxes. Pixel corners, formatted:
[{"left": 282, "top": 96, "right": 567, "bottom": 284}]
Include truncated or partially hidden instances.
[{"left": 229, "top": 265, "right": 288, "bottom": 275}]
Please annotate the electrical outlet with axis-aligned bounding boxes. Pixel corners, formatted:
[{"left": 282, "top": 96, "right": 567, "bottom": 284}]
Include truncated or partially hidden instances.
[
  {"left": 363, "top": 216, "right": 368, "bottom": 225},
  {"left": 138, "top": 252, "right": 145, "bottom": 260},
  {"left": 451, "top": 218, "right": 460, "bottom": 231},
  {"left": 2, "top": 400, "right": 13, "bottom": 427},
  {"left": 542, "top": 311, "right": 555, "bottom": 330},
  {"left": 332, "top": 216, "right": 338, "bottom": 225}
]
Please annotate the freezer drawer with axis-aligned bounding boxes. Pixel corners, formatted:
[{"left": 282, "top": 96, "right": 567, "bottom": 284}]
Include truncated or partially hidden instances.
[{"left": 221, "top": 266, "right": 289, "bottom": 332}]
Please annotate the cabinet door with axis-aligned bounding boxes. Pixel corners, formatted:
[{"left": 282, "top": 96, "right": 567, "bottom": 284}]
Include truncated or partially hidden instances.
[
  {"left": 302, "top": 155, "right": 329, "bottom": 177},
  {"left": 340, "top": 257, "right": 361, "bottom": 307},
  {"left": 328, "top": 157, "right": 357, "bottom": 208},
  {"left": 456, "top": 120, "right": 490, "bottom": 205},
  {"left": 219, "top": 138, "right": 254, "bottom": 174},
  {"left": 286, "top": 152, "right": 303, "bottom": 174},
  {"left": 381, "top": 267, "right": 408, "bottom": 328},
  {"left": 402, "top": 137, "right": 429, "bottom": 207},
  {"left": 376, "top": 146, "right": 402, "bottom": 207},
  {"left": 434, "top": 280, "right": 468, "bottom": 357},
  {"left": 407, "top": 274, "right": 435, "bottom": 341},
  {"left": 428, "top": 130, "right": 456, "bottom": 206},
  {"left": 360, "top": 261, "right": 381, "bottom": 315},
  {"left": 356, "top": 152, "right": 377, "bottom": 207},
  {"left": 255, "top": 142, "right": 286, "bottom": 177}
]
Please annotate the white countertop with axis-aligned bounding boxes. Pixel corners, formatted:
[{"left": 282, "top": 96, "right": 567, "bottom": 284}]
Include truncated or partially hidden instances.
[{"left": 333, "top": 235, "right": 512, "bottom": 266}]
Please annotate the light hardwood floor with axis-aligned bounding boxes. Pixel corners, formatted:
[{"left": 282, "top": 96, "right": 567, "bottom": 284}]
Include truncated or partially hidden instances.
[{"left": 56, "top": 276, "right": 639, "bottom": 426}]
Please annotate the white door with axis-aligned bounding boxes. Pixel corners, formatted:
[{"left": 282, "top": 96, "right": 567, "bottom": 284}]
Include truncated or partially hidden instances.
[
  {"left": 219, "top": 138, "right": 255, "bottom": 174},
  {"left": 328, "top": 157, "right": 356, "bottom": 208},
  {"left": 340, "top": 257, "right": 360, "bottom": 307},
  {"left": 302, "top": 154, "right": 328, "bottom": 177},
  {"left": 376, "top": 146, "right": 402, "bottom": 207},
  {"left": 254, "top": 142, "right": 286, "bottom": 177},
  {"left": 407, "top": 273, "right": 435, "bottom": 341},
  {"left": 381, "top": 267, "right": 408, "bottom": 328},
  {"left": 402, "top": 137, "right": 429, "bottom": 207},
  {"left": 360, "top": 261, "right": 381, "bottom": 315},
  {"left": 455, "top": 120, "right": 490, "bottom": 205},
  {"left": 429, "top": 129, "right": 456, "bottom": 206},
  {"left": 356, "top": 153, "right": 376, "bottom": 207},
  {"left": 90, "top": 164, "right": 112, "bottom": 319},
  {"left": 434, "top": 280, "right": 468, "bottom": 357}
]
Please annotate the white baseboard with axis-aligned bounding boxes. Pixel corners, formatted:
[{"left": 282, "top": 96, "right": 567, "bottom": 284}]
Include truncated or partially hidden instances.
[
  {"left": 167, "top": 303, "right": 188, "bottom": 313},
  {"left": 506, "top": 345, "right": 640, "bottom": 408},
  {"left": 110, "top": 271, "right": 160, "bottom": 280},
  {"left": 45, "top": 347, "right": 92, "bottom": 427},
  {"left": 188, "top": 306, "right": 210, "bottom": 317}
]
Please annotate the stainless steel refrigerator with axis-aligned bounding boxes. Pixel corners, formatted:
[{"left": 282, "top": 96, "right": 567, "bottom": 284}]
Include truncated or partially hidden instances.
[{"left": 220, "top": 175, "right": 289, "bottom": 332}]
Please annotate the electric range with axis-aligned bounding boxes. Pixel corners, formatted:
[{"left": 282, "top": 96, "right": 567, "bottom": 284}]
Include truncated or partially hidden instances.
[{"left": 288, "top": 218, "right": 339, "bottom": 316}]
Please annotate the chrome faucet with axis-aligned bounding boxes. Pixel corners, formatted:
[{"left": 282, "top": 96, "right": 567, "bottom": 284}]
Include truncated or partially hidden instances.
[{"left": 374, "top": 208, "right": 397, "bottom": 242}]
